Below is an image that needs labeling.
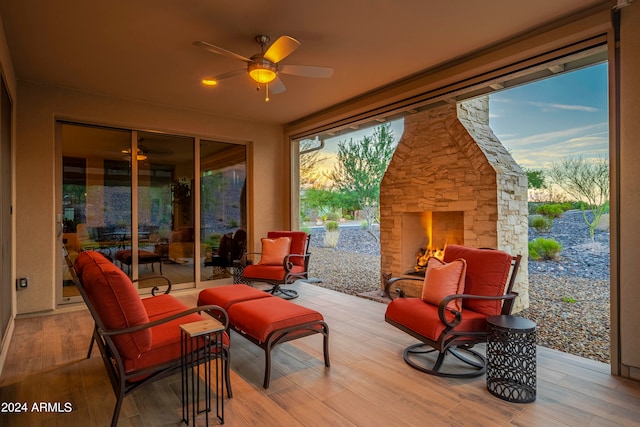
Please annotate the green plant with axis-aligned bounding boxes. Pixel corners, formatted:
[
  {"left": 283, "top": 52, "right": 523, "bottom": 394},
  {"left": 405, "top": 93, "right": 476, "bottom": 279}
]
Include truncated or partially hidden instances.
[
  {"left": 529, "top": 238, "right": 562, "bottom": 261},
  {"left": 324, "top": 228, "right": 340, "bottom": 248},
  {"left": 536, "top": 203, "right": 564, "bottom": 219},
  {"left": 360, "top": 220, "right": 369, "bottom": 230},
  {"left": 325, "top": 211, "right": 339, "bottom": 221},
  {"left": 562, "top": 296, "right": 578, "bottom": 304},
  {"left": 325, "top": 221, "right": 339, "bottom": 232},
  {"left": 530, "top": 216, "right": 552, "bottom": 232}
]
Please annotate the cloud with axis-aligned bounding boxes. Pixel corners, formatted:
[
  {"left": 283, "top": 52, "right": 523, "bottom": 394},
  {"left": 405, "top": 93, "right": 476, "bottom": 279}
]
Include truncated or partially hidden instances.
[
  {"left": 500, "top": 122, "right": 607, "bottom": 148},
  {"left": 528, "top": 101, "right": 598, "bottom": 113}
]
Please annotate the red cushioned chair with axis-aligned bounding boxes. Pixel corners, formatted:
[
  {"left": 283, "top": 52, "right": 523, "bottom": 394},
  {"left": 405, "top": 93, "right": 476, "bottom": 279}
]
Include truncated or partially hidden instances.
[
  {"left": 384, "top": 245, "right": 521, "bottom": 378},
  {"left": 65, "top": 250, "right": 232, "bottom": 427},
  {"left": 240, "top": 231, "right": 311, "bottom": 299}
]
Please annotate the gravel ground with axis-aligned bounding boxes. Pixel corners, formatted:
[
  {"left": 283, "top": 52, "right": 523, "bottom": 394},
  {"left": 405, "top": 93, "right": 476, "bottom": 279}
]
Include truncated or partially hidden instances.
[{"left": 307, "top": 212, "right": 611, "bottom": 364}]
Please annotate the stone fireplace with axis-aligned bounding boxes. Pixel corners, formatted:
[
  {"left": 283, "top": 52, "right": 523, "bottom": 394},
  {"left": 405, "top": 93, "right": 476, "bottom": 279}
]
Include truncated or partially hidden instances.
[{"left": 380, "top": 96, "right": 529, "bottom": 311}]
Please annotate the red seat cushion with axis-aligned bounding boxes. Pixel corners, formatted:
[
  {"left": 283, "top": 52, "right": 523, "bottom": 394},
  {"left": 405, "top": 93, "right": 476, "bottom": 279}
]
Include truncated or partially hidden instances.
[
  {"left": 228, "top": 298, "right": 323, "bottom": 343},
  {"left": 385, "top": 297, "right": 488, "bottom": 341},
  {"left": 142, "top": 294, "right": 190, "bottom": 320},
  {"left": 242, "top": 264, "right": 306, "bottom": 282},
  {"left": 267, "top": 231, "right": 308, "bottom": 267},
  {"left": 198, "top": 284, "right": 272, "bottom": 311},
  {"left": 443, "top": 245, "right": 514, "bottom": 316},
  {"left": 75, "top": 251, "right": 151, "bottom": 360},
  {"left": 123, "top": 312, "right": 230, "bottom": 374}
]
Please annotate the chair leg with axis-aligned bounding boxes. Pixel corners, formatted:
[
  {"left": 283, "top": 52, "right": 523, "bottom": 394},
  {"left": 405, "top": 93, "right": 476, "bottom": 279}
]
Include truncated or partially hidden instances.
[
  {"left": 403, "top": 343, "right": 486, "bottom": 378},
  {"left": 110, "top": 393, "right": 124, "bottom": 427},
  {"left": 269, "top": 284, "right": 298, "bottom": 300},
  {"left": 263, "top": 347, "right": 272, "bottom": 389},
  {"left": 224, "top": 348, "right": 233, "bottom": 398}
]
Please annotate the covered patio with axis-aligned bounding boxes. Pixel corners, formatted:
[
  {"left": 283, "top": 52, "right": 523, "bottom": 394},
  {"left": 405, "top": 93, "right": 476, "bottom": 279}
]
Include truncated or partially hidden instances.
[{"left": 2, "top": 282, "right": 639, "bottom": 426}]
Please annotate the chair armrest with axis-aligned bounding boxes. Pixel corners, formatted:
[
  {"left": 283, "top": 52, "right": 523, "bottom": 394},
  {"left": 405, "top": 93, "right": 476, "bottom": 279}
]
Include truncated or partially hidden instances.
[
  {"left": 133, "top": 275, "right": 172, "bottom": 296},
  {"left": 437, "top": 293, "right": 518, "bottom": 329},
  {"left": 240, "top": 251, "right": 261, "bottom": 265},
  {"left": 283, "top": 253, "right": 310, "bottom": 271},
  {"left": 383, "top": 276, "right": 423, "bottom": 300},
  {"left": 99, "top": 304, "right": 229, "bottom": 337}
]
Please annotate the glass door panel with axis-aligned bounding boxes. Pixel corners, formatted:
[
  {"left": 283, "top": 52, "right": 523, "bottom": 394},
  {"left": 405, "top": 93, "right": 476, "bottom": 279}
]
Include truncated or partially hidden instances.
[
  {"left": 200, "top": 140, "right": 247, "bottom": 282},
  {"left": 137, "top": 132, "right": 194, "bottom": 287},
  {"left": 60, "top": 123, "right": 132, "bottom": 303}
]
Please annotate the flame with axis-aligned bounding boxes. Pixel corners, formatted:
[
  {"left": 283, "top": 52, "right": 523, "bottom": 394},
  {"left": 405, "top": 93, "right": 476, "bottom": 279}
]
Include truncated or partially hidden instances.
[{"left": 414, "top": 244, "right": 447, "bottom": 272}]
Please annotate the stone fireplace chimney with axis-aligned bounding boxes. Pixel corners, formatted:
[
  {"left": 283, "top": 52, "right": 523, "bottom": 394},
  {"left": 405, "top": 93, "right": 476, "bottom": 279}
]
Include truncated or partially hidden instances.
[{"left": 380, "top": 96, "right": 529, "bottom": 311}]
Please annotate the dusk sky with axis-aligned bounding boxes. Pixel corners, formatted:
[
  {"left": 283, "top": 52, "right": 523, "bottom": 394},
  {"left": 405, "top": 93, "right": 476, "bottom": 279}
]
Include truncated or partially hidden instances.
[
  {"left": 489, "top": 62, "right": 609, "bottom": 171},
  {"left": 308, "top": 62, "right": 608, "bottom": 179}
]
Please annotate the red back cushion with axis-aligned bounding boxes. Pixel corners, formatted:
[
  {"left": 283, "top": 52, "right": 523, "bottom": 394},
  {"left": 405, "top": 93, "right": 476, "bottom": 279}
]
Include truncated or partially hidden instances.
[
  {"left": 443, "top": 245, "right": 514, "bottom": 316},
  {"left": 267, "top": 231, "right": 308, "bottom": 266},
  {"left": 75, "top": 251, "right": 151, "bottom": 359},
  {"left": 258, "top": 237, "right": 292, "bottom": 265},
  {"left": 421, "top": 257, "right": 466, "bottom": 311}
]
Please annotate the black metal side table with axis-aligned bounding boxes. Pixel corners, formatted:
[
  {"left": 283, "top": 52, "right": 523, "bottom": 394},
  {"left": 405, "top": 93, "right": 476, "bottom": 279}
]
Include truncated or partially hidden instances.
[
  {"left": 486, "top": 315, "right": 537, "bottom": 403},
  {"left": 180, "top": 319, "right": 225, "bottom": 426}
]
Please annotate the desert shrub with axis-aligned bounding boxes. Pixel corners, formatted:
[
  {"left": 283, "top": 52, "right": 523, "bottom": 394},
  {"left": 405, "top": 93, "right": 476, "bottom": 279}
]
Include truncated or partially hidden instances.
[
  {"left": 530, "top": 215, "right": 552, "bottom": 232},
  {"left": 323, "top": 221, "right": 340, "bottom": 248},
  {"left": 325, "top": 221, "right": 339, "bottom": 232},
  {"left": 528, "top": 202, "right": 544, "bottom": 215},
  {"left": 536, "top": 203, "right": 564, "bottom": 219},
  {"left": 325, "top": 211, "right": 339, "bottom": 221},
  {"left": 529, "top": 238, "right": 562, "bottom": 261}
]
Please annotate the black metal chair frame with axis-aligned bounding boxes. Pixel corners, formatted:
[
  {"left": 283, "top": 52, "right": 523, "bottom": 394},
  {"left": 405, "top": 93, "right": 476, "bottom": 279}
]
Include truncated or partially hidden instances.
[
  {"left": 63, "top": 250, "right": 233, "bottom": 427},
  {"left": 384, "top": 253, "right": 521, "bottom": 378},
  {"left": 205, "top": 229, "right": 247, "bottom": 279},
  {"left": 240, "top": 233, "right": 311, "bottom": 299}
]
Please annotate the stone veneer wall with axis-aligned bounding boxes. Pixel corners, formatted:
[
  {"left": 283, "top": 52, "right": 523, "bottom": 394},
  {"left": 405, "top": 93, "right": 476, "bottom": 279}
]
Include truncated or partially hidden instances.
[{"left": 380, "top": 96, "right": 529, "bottom": 311}]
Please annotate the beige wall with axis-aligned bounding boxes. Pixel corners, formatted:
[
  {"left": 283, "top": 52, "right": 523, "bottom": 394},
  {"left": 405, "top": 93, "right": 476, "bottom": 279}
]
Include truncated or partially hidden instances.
[
  {"left": 14, "top": 81, "right": 286, "bottom": 314},
  {"left": 0, "top": 13, "right": 17, "bottom": 377},
  {"left": 618, "top": 0, "right": 640, "bottom": 378}
]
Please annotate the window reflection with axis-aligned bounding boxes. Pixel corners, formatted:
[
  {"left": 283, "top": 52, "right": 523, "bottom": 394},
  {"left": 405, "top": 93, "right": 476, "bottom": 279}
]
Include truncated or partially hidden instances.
[
  {"left": 60, "top": 123, "right": 246, "bottom": 302},
  {"left": 200, "top": 140, "right": 247, "bottom": 282},
  {"left": 137, "top": 132, "right": 194, "bottom": 286}
]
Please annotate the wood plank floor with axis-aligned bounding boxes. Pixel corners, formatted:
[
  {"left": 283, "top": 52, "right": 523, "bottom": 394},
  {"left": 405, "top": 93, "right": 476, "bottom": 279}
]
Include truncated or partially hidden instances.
[{"left": 2, "top": 281, "right": 640, "bottom": 426}]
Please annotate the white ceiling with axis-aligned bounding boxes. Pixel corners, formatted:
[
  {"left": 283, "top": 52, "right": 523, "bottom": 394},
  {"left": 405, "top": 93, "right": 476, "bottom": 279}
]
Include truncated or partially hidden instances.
[{"left": 0, "top": 0, "right": 608, "bottom": 125}]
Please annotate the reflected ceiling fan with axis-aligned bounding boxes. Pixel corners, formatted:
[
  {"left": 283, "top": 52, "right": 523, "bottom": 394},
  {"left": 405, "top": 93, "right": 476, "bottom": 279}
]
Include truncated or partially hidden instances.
[{"left": 193, "top": 35, "right": 333, "bottom": 102}]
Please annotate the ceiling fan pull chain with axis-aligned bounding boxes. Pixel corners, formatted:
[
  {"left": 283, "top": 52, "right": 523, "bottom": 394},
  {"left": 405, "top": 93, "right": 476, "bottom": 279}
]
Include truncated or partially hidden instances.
[{"left": 265, "top": 83, "right": 270, "bottom": 102}]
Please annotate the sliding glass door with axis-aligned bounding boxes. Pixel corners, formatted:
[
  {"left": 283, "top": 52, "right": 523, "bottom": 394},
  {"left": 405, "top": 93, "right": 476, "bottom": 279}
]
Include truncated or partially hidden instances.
[
  {"left": 59, "top": 124, "right": 132, "bottom": 302},
  {"left": 57, "top": 122, "right": 246, "bottom": 304},
  {"left": 137, "top": 131, "right": 195, "bottom": 287}
]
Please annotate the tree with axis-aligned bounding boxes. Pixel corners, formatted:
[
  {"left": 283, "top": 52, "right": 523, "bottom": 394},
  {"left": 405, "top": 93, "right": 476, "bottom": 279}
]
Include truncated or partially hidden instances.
[
  {"left": 328, "top": 124, "right": 397, "bottom": 240},
  {"left": 547, "top": 155, "right": 609, "bottom": 240},
  {"left": 299, "top": 139, "right": 328, "bottom": 188},
  {"left": 525, "top": 169, "right": 546, "bottom": 190}
]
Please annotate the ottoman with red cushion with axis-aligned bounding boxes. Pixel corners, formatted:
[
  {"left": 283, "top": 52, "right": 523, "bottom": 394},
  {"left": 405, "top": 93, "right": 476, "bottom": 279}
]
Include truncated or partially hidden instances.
[{"left": 198, "top": 284, "right": 330, "bottom": 388}]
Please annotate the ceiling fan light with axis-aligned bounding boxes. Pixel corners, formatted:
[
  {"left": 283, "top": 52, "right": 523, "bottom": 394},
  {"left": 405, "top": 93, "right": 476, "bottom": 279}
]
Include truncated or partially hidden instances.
[
  {"left": 202, "top": 78, "right": 217, "bottom": 86},
  {"left": 249, "top": 68, "right": 276, "bottom": 84}
]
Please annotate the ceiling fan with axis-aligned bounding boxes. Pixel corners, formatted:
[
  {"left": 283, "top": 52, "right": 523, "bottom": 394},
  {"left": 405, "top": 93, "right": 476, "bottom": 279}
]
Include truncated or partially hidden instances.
[{"left": 193, "top": 35, "right": 334, "bottom": 102}]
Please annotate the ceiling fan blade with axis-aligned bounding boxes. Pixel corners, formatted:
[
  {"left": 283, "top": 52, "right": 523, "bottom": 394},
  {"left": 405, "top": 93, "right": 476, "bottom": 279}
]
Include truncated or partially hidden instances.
[
  {"left": 269, "top": 77, "right": 286, "bottom": 94},
  {"left": 201, "top": 69, "right": 245, "bottom": 86},
  {"left": 279, "top": 64, "right": 334, "bottom": 78},
  {"left": 264, "top": 36, "right": 300, "bottom": 63},
  {"left": 193, "top": 41, "right": 251, "bottom": 63}
]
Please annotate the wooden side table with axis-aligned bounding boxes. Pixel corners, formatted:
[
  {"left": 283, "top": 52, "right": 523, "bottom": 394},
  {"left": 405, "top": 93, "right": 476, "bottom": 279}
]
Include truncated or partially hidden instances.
[
  {"left": 486, "top": 315, "right": 537, "bottom": 403},
  {"left": 180, "top": 319, "right": 225, "bottom": 426}
]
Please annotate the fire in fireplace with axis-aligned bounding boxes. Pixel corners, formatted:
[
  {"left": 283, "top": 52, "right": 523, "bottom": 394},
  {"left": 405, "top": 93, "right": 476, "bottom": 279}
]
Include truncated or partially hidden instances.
[{"left": 401, "top": 211, "right": 464, "bottom": 273}]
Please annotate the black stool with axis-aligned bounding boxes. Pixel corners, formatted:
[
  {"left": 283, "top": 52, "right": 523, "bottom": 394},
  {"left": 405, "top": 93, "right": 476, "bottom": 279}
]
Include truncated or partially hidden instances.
[{"left": 486, "top": 315, "right": 536, "bottom": 403}]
